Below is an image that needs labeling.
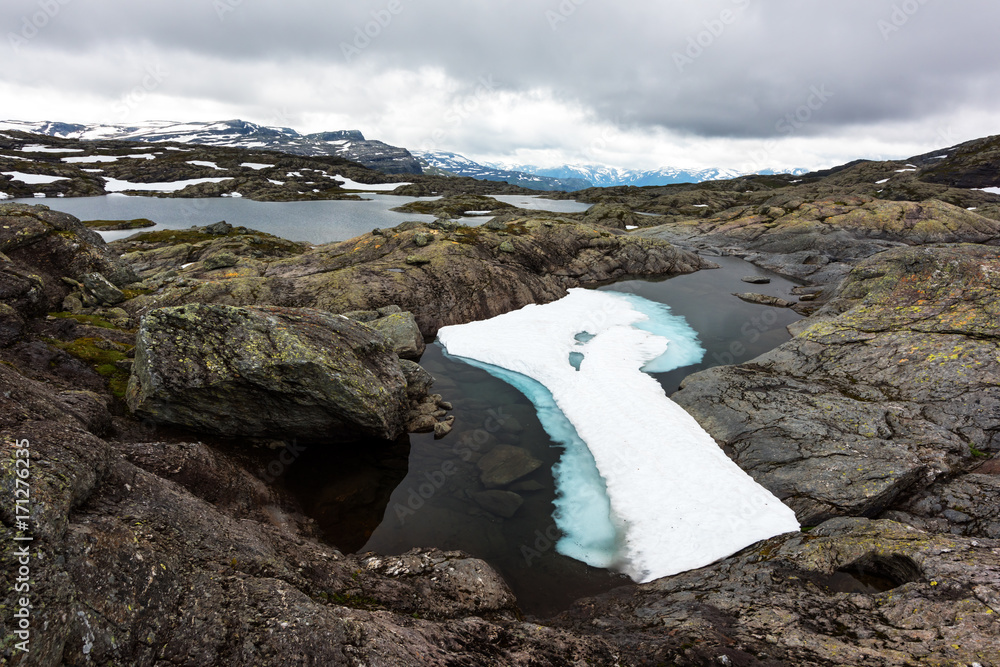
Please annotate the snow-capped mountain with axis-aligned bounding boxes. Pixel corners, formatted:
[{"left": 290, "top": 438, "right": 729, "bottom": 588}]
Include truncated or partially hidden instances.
[
  {"left": 0, "top": 119, "right": 422, "bottom": 174},
  {"left": 413, "top": 150, "right": 592, "bottom": 192},
  {"left": 488, "top": 163, "right": 808, "bottom": 188}
]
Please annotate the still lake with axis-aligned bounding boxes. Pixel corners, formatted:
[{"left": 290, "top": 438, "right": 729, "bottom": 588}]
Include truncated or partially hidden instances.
[
  {"left": 14, "top": 193, "right": 593, "bottom": 243},
  {"left": 26, "top": 194, "right": 802, "bottom": 616}
]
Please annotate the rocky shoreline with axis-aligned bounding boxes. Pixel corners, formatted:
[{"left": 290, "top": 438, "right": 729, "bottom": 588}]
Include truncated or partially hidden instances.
[{"left": 1, "top": 134, "right": 999, "bottom": 665}]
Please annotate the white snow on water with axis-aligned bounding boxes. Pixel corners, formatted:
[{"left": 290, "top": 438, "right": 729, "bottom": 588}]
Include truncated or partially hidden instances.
[
  {"left": 102, "top": 177, "right": 232, "bottom": 192},
  {"left": 331, "top": 175, "right": 411, "bottom": 191},
  {"left": 62, "top": 155, "right": 120, "bottom": 164},
  {"left": 240, "top": 162, "right": 273, "bottom": 170},
  {"left": 438, "top": 289, "right": 799, "bottom": 583},
  {"left": 2, "top": 171, "right": 68, "bottom": 184}
]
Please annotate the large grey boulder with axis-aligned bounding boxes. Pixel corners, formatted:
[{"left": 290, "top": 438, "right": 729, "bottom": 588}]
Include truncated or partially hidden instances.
[{"left": 127, "top": 304, "right": 410, "bottom": 442}]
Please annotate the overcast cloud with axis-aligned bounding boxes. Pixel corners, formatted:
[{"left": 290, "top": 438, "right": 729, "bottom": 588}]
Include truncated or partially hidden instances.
[{"left": 2, "top": 0, "right": 998, "bottom": 171}]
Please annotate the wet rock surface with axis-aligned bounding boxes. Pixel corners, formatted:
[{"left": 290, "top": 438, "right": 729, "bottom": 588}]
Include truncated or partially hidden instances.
[
  {"left": 674, "top": 245, "right": 1000, "bottom": 525},
  {"left": 552, "top": 518, "right": 1000, "bottom": 666}
]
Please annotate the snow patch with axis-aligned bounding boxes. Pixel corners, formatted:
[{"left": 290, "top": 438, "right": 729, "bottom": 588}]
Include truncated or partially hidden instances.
[
  {"left": 187, "top": 160, "right": 226, "bottom": 170},
  {"left": 2, "top": 171, "right": 69, "bottom": 184},
  {"left": 240, "top": 162, "right": 273, "bottom": 170},
  {"left": 331, "top": 175, "right": 410, "bottom": 191},
  {"left": 876, "top": 178, "right": 890, "bottom": 184},
  {"left": 625, "top": 225, "right": 639, "bottom": 230},
  {"left": 0, "top": 192, "right": 9, "bottom": 199},
  {"left": 62, "top": 155, "right": 120, "bottom": 164},
  {"left": 438, "top": 289, "right": 799, "bottom": 582},
  {"left": 268, "top": 179, "right": 285, "bottom": 186},
  {"left": 126, "top": 153, "right": 156, "bottom": 160},
  {"left": 975, "top": 187, "right": 1000, "bottom": 196},
  {"left": 102, "top": 177, "right": 231, "bottom": 193},
  {"left": 18, "top": 144, "right": 83, "bottom": 153}
]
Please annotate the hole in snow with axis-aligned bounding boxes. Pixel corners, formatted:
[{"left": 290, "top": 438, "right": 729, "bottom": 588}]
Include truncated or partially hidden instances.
[{"left": 568, "top": 351, "right": 584, "bottom": 371}]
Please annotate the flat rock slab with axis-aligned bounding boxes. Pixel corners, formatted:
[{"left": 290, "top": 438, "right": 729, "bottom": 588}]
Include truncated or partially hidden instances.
[
  {"left": 473, "top": 490, "right": 524, "bottom": 518},
  {"left": 733, "top": 292, "right": 793, "bottom": 308},
  {"left": 477, "top": 444, "right": 543, "bottom": 488},
  {"left": 127, "top": 304, "right": 410, "bottom": 442}
]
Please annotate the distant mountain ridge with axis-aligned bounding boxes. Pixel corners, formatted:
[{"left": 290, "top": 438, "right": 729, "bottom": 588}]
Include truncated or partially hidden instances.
[
  {"left": 1, "top": 118, "right": 808, "bottom": 189},
  {"left": 486, "top": 162, "right": 809, "bottom": 187},
  {"left": 0, "top": 119, "right": 422, "bottom": 174},
  {"left": 412, "top": 150, "right": 593, "bottom": 192}
]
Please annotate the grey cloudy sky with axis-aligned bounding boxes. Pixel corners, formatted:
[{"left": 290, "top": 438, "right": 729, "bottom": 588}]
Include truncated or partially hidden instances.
[{"left": 3, "top": 0, "right": 998, "bottom": 171}]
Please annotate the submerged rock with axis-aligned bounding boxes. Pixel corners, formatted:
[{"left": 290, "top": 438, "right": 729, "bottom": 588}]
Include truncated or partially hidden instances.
[
  {"left": 477, "top": 444, "right": 543, "bottom": 488},
  {"left": 473, "top": 490, "right": 524, "bottom": 518},
  {"left": 733, "top": 292, "right": 793, "bottom": 308},
  {"left": 127, "top": 304, "right": 411, "bottom": 442}
]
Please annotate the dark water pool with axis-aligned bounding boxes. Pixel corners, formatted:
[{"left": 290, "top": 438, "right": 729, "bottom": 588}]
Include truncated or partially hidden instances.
[{"left": 289, "top": 256, "right": 805, "bottom": 617}]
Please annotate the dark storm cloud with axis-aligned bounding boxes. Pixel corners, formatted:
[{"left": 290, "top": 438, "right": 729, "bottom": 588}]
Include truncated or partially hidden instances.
[{"left": 3, "top": 0, "right": 998, "bottom": 140}]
